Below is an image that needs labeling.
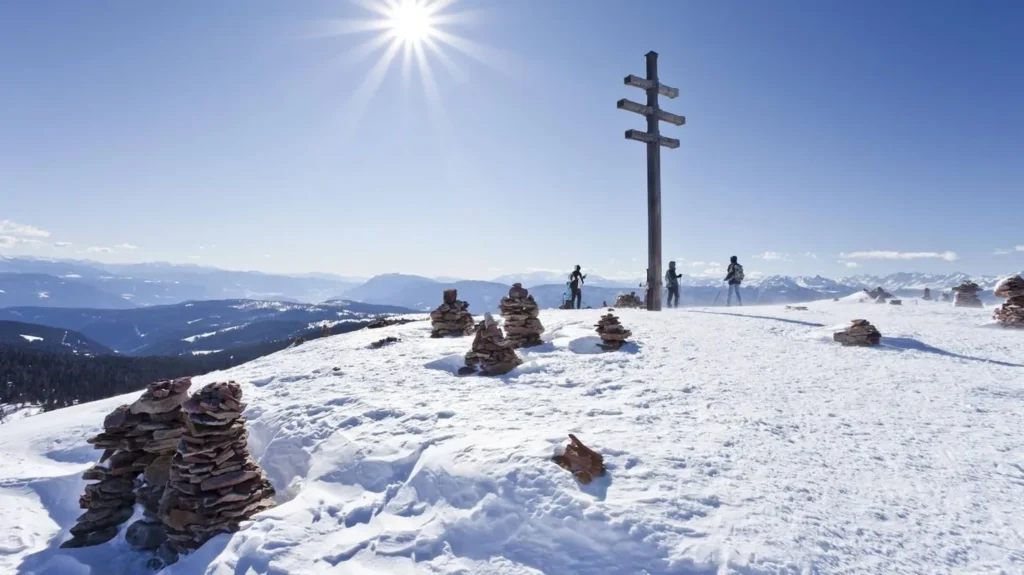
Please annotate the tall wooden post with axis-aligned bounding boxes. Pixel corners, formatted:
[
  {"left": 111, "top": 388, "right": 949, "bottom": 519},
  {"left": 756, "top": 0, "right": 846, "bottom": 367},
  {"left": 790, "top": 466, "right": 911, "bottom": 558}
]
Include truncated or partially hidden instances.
[{"left": 618, "top": 51, "right": 684, "bottom": 311}]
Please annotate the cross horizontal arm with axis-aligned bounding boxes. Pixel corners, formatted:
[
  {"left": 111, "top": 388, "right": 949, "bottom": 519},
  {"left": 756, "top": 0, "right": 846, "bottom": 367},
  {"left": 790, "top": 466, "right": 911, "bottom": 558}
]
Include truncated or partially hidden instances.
[
  {"left": 623, "top": 75, "right": 679, "bottom": 99},
  {"left": 624, "top": 129, "right": 680, "bottom": 149}
]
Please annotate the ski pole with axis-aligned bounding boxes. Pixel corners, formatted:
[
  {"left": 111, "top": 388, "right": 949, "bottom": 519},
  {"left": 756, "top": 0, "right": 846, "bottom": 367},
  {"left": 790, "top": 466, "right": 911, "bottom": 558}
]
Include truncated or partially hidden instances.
[{"left": 713, "top": 289, "right": 722, "bottom": 306}]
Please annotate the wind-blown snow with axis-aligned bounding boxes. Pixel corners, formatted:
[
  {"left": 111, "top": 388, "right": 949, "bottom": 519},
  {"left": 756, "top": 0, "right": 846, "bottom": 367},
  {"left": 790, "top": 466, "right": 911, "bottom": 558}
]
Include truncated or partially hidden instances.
[{"left": 1, "top": 302, "right": 1022, "bottom": 574}]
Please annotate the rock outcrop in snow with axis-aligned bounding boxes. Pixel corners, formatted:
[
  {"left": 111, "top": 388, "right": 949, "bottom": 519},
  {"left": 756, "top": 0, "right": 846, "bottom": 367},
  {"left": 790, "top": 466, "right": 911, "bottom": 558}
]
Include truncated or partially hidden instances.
[
  {"left": 993, "top": 275, "right": 1024, "bottom": 328},
  {"left": 595, "top": 309, "right": 633, "bottom": 350},
  {"left": 953, "top": 281, "right": 984, "bottom": 308},
  {"left": 552, "top": 434, "right": 606, "bottom": 484},
  {"left": 156, "top": 381, "right": 276, "bottom": 566},
  {"left": 498, "top": 283, "right": 544, "bottom": 348},
  {"left": 461, "top": 313, "right": 522, "bottom": 375},
  {"left": 833, "top": 319, "right": 882, "bottom": 346},
  {"left": 922, "top": 287, "right": 932, "bottom": 300},
  {"left": 62, "top": 377, "right": 191, "bottom": 549},
  {"left": 613, "top": 292, "right": 644, "bottom": 309},
  {"left": 429, "top": 289, "right": 475, "bottom": 337}
]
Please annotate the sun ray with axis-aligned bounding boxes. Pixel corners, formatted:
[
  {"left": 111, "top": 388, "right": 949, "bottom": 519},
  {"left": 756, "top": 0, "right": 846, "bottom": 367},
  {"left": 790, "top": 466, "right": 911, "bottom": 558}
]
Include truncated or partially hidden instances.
[
  {"left": 350, "top": 0, "right": 398, "bottom": 19},
  {"left": 428, "top": 28, "right": 518, "bottom": 77},
  {"left": 421, "top": 35, "right": 467, "bottom": 84},
  {"left": 341, "top": 37, "right": 403, "bottom": 134},
  {"left": 305, "top": 17, "right": 391, "bottom": 39}
]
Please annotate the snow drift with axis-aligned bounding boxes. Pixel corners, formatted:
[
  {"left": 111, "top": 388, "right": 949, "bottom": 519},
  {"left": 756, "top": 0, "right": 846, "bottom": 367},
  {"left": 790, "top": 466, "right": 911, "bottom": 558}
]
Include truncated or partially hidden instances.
[{"left": 1, "top": 302, "right": 1022, "bottom": 574}]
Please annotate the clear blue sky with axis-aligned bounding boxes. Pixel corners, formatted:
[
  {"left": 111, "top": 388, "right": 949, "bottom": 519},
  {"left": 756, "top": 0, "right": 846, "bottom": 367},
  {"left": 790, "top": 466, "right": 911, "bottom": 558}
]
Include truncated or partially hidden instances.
[{"left": 1, "top": 0, "right": 1022, "bottom": 280}]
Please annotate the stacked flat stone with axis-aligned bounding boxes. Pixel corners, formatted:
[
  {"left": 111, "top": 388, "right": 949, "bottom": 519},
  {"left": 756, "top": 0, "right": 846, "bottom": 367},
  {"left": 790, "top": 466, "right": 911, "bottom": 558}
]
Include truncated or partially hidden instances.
[
  {"left": 462, "top": 313, "right": 522, "bottom": 375},
  {"left": 498, "top": 283, "right": 544, "bottom": 348},
  {"left": 993, "top": 275, "right": 1024, "bottom": 328},
  {"left": 614, "top": 292, "right": 644, "bottom": 309},
  {"left": 430, "top": 289, "right": 475, "bottom": 337},
  {"left": 922, "top": 288, "right": 932, "bottom": 301},
  {"left": 63, "top": 377, "right": 191, "bottom": 549},
  {"left": 155, "top": 381, "right": 275, "bottom": 565},
  {"left": 833, "top": 319, "right": 882, "bottom": 347},
  {"left": 595, "top": 309, "right": 632, "bottom": 351},
  {"left": 952, "top": 281, "right": 984, "bottom": 308}
]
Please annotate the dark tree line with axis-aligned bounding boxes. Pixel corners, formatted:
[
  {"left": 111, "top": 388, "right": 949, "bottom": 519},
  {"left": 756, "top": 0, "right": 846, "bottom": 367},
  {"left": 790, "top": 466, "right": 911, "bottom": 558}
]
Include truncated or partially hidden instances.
[{"left": 0, "top": 320, "right": 370, "bottom": 413}]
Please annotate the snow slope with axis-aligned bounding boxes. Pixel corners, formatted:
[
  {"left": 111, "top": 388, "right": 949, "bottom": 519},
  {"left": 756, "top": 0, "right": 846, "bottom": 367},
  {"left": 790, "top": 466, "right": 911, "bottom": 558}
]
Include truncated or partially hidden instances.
[{"left": 1, "top": 302, "right": 1022, "bottom": 574}]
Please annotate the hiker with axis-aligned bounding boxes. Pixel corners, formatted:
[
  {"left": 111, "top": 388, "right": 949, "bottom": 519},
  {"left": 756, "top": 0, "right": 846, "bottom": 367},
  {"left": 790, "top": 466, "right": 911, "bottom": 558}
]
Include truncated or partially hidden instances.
[
  {"left": 665, "top": 261, "right": 682, "bottom": 308},
  {"left": 569, "top": 265, "right": 586, "bottom": 309},
  {"left": 724, "top": 256, "right": 744, "bottom": 306}
]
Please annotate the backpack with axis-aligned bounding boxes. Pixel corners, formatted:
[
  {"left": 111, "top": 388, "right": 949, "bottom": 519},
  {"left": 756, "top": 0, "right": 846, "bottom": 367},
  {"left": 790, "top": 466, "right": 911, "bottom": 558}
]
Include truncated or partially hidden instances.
[{"left": 731, "top": 263, "right": 744, "bottom": 283}]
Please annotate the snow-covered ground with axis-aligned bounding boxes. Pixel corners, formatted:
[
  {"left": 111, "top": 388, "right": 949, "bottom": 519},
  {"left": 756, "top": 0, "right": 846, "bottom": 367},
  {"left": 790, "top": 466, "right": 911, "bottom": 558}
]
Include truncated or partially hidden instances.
[{"left": 1, "top": 301, "right": 1022, "bottom": 574}]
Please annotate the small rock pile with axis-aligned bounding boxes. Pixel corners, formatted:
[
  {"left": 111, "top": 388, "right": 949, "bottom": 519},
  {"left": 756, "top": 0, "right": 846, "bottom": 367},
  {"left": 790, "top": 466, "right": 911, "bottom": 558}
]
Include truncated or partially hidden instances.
[
  {"left": 62, "top": 378, "right": 191, "bottom": 549},
  {"left": 595, "top": 309, "right": 632, "bottom": 351},
  {"left": 833, "top": 319, "right": 882, "bottom": 347},
  {"left": 785, "top": 305, "right": 808, "bottom": 311},
  {"left": 498, "top": 283, "right": 544, "bottom": 348},
  {"left": 952, "top": 281, "right": 984, "bottom": 308},
  {"left": 889, "top": 299, "right": 902, "bottom": 306},
  {"left": 155, "top": 381, "right": 276, "bottom": 566},
  {"left": 614, "top": 292, "right": 644, "bottom": 309},
  {"left": 866, "top": 287, "right": 894, "bottom": 302},
  {"left": 367, "top": 316, "right": 417, "bottom": 329},
  {"left": 430, "top": 289, "right": 475, "bottom": 337},
  {"left": 462, "top": 313, "right": 522, "bottom": 376},
  {"left": 922, "top": 288, "right": 932, "bottom": 301},
  {"left": 993, "top": 275, "right": 1024, "bottom": 328},
  {"left": 552, "top": 434, "right": 606, "bottom": 485},
  {"left": 370, "top": 336, "right": 400, "bottom": 349},
  {"left": 940, "top": 292, "right": 951, "bottom": 302}
]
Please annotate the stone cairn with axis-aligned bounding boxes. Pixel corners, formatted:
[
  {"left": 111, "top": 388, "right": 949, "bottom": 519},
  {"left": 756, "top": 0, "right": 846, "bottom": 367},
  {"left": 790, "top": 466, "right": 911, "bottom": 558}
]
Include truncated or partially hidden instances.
[
  {"left": 993, "top": 275, "right": 1024, "bottom": 328},
  {"left": 552, "top": 434, "right": 606, "bottom": 485},
  {"left": 461, "top": 313, "right": 522, "bottom": 376},
  {"left": 833, "top": 319, "right": 882, "bottom": 347},
  {"left": 430, "top": 289, "right": 475, "bottom": 337},
  {"left": 940, "top": 292, "right": 951, "bottom": 302},
  {"left": 866, "top": 287, "right": 893, "bottom": 303},
  {"left": 595, "top": 309, "right": 632, "bottom": 351},
  {"left": 498, "top": 283, "right": 545, "bottom": 348},
  {"left": 613, "top": 292, "right": 644, "bottom": 309},
  {"left": 922, "top": 287, "right": 932, "bottom": 301},
  {"left": 62, "top": 378, "right": 191, "bottom": 549},
  {"left": 952, "top": 281, "right": 984, "bottom": 308},
  {"left": 155, "top": 381, "right": 276, "bottom": 566}
]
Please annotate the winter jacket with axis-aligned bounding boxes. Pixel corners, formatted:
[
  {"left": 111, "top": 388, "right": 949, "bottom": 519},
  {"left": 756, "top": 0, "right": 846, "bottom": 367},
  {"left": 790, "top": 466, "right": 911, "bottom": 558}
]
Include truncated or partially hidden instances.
[
  {"left": 725, "top": 263, "right": 742, "bottom": 285},
  {"left": 665, "top": 269, "right": 682, "bottom": 287}
]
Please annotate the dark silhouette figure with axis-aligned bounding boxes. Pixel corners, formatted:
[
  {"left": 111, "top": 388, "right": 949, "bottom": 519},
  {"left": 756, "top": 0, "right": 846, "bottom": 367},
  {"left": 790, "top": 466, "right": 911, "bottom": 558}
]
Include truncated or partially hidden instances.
[
  {"left": 724, "top": 256, "right": 743, "bottom": 306},
  {"left": 569, "top": 265, "right": 586, "bottom": 309},
  {"left": 665, "top": 261, "right": 682, "bottom": 308}
]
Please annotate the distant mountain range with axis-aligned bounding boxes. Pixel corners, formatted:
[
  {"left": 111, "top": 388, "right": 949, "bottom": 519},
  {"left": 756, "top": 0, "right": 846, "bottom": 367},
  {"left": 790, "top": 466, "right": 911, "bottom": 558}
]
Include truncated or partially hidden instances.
[
  {"left": 0, "top": 320, "right": 113, "bottom": 356},
  {"left": 0, "top": 257, "right": 364, "bottom": 307},
  {"left": 0, "top": 256, "right": 1017, "bottom": 313},
  {"left": 0, "top": 299, "right": 415, "bottom": 356}
]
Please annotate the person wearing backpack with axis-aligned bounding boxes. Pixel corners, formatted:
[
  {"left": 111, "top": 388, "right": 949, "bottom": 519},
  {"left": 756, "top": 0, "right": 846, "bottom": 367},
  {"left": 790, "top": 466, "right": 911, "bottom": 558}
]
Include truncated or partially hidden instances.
[
  {"left": 665, "top": 261, "right": 682, "bottom": 308},
  {"left": 724, "top": 256, "right": 744, "bottom": 306},
  {"left": 568, "top": 265, "right": 586, "bottom": 309}
]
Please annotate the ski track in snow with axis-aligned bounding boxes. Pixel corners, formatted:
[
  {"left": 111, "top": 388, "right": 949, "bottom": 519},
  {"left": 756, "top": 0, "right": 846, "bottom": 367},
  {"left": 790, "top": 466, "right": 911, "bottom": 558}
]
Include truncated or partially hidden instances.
[{"left": 1, "top": 301, "right": 1022, "bottom": 574}]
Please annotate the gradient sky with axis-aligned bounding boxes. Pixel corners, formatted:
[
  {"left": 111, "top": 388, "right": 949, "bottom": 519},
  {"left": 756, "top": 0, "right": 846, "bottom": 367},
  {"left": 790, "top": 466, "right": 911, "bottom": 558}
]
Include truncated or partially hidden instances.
[{"left": 1, "top": 0, "right": 1022, "bottom": 280}]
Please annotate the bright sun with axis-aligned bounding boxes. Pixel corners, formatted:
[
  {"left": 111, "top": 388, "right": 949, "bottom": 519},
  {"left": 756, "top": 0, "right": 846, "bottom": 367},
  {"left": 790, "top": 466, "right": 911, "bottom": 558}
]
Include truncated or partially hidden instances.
[
  {"left": 387, "top": 0, "right": 434, "bottom": 43},
  {"left": 320, "top": 0, "right": 509, "bottom": 132}
]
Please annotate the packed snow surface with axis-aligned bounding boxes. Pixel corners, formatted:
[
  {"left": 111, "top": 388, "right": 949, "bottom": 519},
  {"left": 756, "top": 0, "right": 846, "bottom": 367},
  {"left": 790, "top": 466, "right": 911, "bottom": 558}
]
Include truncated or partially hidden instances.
[{"left": 1, "top": 301, "right": 1022, "bottom": 574}]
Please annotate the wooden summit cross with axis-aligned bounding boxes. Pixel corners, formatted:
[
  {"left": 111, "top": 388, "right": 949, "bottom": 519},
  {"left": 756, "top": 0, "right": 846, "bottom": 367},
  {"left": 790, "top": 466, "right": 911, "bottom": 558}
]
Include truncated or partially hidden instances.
[{"left": 618, "top": 51, "right": 685, "bottom": 311}]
